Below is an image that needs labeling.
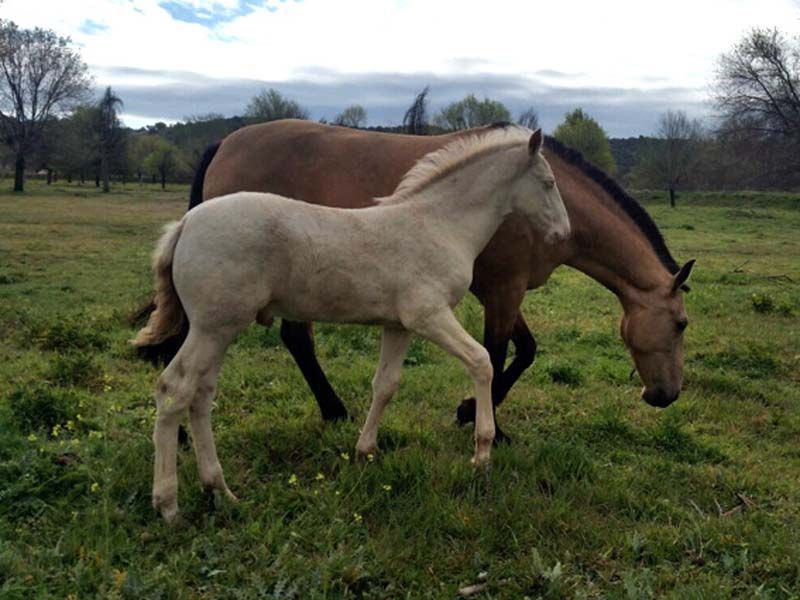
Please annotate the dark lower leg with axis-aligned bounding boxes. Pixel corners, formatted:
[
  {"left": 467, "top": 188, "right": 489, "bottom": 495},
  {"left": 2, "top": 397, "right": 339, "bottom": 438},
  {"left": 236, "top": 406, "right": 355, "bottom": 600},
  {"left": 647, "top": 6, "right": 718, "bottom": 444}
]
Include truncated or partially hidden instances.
[
  {"left": 280, "top": 320, "right": 349, "bottom": 421},
  {"left": 491, "top": 314, "right": 537, "bottom": 406}
]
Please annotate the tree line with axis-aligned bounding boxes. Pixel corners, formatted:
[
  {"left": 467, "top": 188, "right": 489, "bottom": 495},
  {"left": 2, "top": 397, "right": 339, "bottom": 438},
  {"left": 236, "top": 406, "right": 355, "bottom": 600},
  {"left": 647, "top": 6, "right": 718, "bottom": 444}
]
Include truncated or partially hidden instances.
[{"left": 2, "top": 19, "right": 798, "bottom": 202}]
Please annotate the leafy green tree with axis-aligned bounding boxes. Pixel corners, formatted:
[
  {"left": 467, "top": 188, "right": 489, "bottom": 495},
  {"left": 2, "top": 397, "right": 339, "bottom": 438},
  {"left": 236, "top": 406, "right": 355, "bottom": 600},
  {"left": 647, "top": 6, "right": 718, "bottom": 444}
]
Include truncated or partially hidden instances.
[
  {"left": 632, "top": 110, "right": 703, "bottom": 207},
  {"left": 142, "top": 138, "right": 184, "bottom": 189},
  {"left": 553, "top": 109, "right": 617, "bottom": 175},
  {"left": 433, "top": 94, "right": 511, "bottom": 130},
  {"left": 0, "top": 21, "right": 91, "bottom": 191},
  {"left": 245, "top": 88, "right": 309, "bottom": 123},
  {"left": 334, "top": 104, "right": 367, "bottom": 128}
]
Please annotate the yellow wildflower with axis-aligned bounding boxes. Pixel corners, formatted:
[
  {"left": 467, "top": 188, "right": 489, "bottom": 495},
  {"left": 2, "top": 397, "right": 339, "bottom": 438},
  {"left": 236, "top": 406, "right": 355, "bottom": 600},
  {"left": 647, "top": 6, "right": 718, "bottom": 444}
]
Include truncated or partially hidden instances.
[
  {"left": 288, "top": 473, "right": 298, "bottom": 486},
  {"left": 91, "top": 482, "right": 100, "bottom": 493}
]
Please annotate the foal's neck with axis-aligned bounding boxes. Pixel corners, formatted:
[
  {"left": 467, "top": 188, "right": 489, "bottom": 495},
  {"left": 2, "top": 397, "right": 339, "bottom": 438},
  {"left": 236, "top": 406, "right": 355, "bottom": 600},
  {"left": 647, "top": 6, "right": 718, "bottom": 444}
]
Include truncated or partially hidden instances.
[{"left": 409, "top": 152, "right": 515, "bottom": 258}]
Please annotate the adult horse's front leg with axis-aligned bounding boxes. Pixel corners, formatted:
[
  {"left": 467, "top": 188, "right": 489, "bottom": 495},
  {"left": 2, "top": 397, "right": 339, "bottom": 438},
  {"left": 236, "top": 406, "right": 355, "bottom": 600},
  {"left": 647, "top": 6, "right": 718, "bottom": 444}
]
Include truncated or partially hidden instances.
[
  {"left": 279, "top": 320, "right": 350, "bottom": 421},
  {"left": 355, "top": 327, "right": 412, "bottom": 458},
  {"left": 414, "top": 309, "right": 495, "bottom": 465},
  {"left": 457, "top": 288, "right": 532, "bottom": 444}
]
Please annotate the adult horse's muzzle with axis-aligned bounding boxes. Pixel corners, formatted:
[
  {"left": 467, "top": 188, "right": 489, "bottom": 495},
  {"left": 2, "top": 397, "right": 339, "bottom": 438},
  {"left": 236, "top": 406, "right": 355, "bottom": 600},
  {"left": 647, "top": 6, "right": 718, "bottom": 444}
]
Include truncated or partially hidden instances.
[{"left": 641, "top": 386, "right": 680, "bottom": 408}]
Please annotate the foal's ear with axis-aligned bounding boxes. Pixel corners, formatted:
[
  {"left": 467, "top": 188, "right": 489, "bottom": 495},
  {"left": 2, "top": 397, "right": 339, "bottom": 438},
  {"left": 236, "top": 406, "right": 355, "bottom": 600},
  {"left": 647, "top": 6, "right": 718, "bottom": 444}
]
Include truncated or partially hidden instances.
[
  {"left": 528, "top": 128, "right": 544, "bottom": 156},
  {"left": 671, "top": 259, "right": 696, "bottom": 293}
]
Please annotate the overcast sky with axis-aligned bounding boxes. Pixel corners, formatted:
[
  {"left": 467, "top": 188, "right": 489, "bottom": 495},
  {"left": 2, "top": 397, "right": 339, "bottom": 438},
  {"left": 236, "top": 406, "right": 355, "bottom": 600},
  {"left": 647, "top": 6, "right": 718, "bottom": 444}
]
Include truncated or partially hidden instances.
[{"left": 4, "top": 0, "right": 800, "bottom": 136}]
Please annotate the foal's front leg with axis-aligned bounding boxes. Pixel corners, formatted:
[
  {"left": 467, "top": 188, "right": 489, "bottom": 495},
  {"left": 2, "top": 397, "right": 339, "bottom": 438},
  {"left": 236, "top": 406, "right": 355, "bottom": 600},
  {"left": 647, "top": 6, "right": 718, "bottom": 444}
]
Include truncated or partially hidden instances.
[
  {"left": 413, "top": 309, "right": 495, "bottom": 465},
  {"left": 355, "top": 327, "right": 412, "bottom": 458}
]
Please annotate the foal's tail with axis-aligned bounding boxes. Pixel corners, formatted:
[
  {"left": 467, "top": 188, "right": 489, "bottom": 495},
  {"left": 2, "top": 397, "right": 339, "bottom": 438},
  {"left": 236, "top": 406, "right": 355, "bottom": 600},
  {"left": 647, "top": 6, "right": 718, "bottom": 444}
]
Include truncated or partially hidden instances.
[{"left": 132, "top": 220, "right": 187, "bottom": 352}]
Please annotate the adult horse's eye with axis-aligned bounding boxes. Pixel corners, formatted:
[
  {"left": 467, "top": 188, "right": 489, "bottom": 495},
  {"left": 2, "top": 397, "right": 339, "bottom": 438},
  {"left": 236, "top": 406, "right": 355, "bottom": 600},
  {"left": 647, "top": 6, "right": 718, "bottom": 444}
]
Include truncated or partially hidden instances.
[{"left": 676, "top": 320, "right": 688, "bottom": 333}]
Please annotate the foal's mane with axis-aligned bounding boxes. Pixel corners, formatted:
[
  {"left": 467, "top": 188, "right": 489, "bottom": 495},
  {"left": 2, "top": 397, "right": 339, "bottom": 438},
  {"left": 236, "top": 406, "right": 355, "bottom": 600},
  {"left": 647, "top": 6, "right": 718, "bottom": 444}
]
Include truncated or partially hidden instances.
[
  {"left": 542, "top": 135, "right": 681, "bottom": 274},
  {"left": 377, "top": 125, "right": 532, "bottom": 205}
]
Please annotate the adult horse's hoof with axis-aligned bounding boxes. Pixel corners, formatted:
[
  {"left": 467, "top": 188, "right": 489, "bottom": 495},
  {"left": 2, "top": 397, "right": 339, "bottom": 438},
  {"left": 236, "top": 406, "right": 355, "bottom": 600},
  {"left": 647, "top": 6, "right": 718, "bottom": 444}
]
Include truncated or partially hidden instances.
[
  {"left": 493, "top": 426, "right": 512, "bottom": 446},
  {"left": 324, "top": 410, "right": 352, "bottom": 423},
  {"left": 456, "top": 398, "right": 513, "bottom": 446},
  {"left": 456, "top": 397, "right": 476, "bottom": 426}
]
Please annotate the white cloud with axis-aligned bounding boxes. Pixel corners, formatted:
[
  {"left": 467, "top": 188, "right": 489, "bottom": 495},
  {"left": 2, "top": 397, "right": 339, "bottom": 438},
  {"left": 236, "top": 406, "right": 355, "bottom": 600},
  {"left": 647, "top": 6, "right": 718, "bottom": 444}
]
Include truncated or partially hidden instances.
[{"left": 2, "top": 0, "right": 799, "bottom": 132}]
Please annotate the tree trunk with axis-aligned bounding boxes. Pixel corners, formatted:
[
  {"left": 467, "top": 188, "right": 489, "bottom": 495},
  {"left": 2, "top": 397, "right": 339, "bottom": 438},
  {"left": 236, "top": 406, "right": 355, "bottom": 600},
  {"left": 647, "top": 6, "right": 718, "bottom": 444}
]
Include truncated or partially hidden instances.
[
  {"left": 80, "top": 171, "right": 85, "bottom": 185},
  {"left": 95, "top": 174, "right": 100, "bottom": 188},
  {"left": 101, "top": 154, "right": 110, "bottom": 193},
  {"left": 669, "top": 187, "right": 676, "bottom": 208},
  {"left": 67, "top": 173, "right": 73, "bottom": 183},
  {"left": 13, "top": 155, "right": 25, "bottom": 192},
  {"left": 46, "top": 169, "right": 53, "bottom": 185},
  {"left": 160, "top": 169, "right": 166, "bottom": 190}
]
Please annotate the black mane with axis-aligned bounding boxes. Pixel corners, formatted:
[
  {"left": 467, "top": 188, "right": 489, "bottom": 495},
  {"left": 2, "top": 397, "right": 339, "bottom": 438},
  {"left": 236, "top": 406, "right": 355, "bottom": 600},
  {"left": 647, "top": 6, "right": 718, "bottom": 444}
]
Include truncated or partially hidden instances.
[{"left": 541, "top": 135, "right": 680, "bottom": 274}]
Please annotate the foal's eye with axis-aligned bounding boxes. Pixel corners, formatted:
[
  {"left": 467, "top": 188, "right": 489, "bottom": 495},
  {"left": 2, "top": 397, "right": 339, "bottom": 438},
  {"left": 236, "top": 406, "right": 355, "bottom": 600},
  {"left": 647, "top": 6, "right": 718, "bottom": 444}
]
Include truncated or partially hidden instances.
[
  {"left": 676, "top": 320, "right": 688, "bottom": 333},
  {"left": 544, "top": 179, "right": 555, "bottom": 189}
]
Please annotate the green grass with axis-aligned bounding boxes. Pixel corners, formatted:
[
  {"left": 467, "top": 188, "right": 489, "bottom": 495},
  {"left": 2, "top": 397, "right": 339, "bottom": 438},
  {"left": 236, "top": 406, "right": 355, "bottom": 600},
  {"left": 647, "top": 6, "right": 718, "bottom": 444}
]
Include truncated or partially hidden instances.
[{"left": 1, "top": 181, "right": 799, "bottom": 598}]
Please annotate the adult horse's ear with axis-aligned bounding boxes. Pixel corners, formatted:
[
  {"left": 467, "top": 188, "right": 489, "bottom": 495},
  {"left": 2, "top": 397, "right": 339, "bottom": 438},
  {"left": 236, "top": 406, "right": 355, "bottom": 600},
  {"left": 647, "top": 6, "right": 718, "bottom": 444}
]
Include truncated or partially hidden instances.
[
  {"left": 671, "top": 259, "right": 696, "bottom": 293},
  {"left": 529, "top": 128, "right": 544, "bottom": 155}
]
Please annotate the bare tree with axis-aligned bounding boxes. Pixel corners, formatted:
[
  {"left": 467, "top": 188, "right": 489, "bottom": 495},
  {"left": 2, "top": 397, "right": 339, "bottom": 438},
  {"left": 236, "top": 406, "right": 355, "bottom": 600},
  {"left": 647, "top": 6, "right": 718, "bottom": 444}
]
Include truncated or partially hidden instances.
[
  {"left": 97, "top": 86, "right": 123, "bottom": 192},
  {"left": 334, "top": 104, "right": 367, "bottom": 128},
  {"left": 715, "top": 28, "right": 800, "bottom": 139},
  {"left": 517, "top": 106, "right": 539, "bottom": 130},
  {"left": 714, "top": 28, "right": 800, "bottom": 185},
  {"left": 0, "top": 22, "right": 91, "bottom": 191},
  {"left": 634, "top": 110, "right": 703, "bottom": 207},
  {"left": 403, "top": 86, "right": 429, "bottom": 135},
  {"left": 246, "top": 88, "right": 309, "bottom": 123}
]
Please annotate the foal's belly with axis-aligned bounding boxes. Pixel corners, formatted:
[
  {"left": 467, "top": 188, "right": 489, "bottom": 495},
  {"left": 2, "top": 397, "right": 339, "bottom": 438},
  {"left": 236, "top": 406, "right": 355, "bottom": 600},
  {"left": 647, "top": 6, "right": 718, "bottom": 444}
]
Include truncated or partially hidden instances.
[{"left": 266, "top": 267, "right": 401, "bottom": 326}]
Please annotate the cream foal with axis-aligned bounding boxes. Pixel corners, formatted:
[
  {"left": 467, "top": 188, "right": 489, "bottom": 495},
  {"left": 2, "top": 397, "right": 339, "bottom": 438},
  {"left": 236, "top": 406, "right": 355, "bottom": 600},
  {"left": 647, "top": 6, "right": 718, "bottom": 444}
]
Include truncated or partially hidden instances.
[{"left": 134, "top": 127, "right": 570, "bottom": 522}]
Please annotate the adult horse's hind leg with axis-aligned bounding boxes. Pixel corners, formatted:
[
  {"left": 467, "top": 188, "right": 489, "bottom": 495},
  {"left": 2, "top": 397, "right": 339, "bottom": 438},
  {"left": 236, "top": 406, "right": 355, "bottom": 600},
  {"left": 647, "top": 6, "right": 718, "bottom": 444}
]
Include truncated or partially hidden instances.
[
  {"left": 355, "top": 327, "right": 412, "bottom": 458},
  {"left": 279, "top": 320, "right": 350, "bottom": 421},
  {"left": 152, "top": 327, "right": 235, "bottom": 522},
  {"left": 413, "top": 309, "right": 495, "bottom": 465}
]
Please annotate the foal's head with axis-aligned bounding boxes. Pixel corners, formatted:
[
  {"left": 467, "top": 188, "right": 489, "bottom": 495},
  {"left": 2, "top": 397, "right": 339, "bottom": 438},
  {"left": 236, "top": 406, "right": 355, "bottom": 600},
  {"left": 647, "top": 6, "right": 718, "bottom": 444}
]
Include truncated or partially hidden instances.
[
  {"left": 620, "top": 260, "right": 695, "bottom": 408},
  {"left": 510, "top": 129, "right": 571, "bottom": 244}
]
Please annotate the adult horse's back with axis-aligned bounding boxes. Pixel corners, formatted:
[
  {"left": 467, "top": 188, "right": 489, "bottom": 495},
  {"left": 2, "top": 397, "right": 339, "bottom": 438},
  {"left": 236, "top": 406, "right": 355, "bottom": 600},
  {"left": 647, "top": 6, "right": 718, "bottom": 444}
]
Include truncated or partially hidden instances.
[{"left": 200, "top": 119, "right": 451, "bottom": 210}]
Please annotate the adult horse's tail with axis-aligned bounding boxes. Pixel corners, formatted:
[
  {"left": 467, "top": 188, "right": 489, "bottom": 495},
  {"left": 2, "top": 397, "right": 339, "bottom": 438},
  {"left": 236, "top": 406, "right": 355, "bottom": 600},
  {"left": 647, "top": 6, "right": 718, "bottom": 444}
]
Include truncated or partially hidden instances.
[
  {"left": 132, "top": 220, "right": 186, "bottom": 351},
  {"left": 130, "top": 141, "right": 221, "bottom": 364}
]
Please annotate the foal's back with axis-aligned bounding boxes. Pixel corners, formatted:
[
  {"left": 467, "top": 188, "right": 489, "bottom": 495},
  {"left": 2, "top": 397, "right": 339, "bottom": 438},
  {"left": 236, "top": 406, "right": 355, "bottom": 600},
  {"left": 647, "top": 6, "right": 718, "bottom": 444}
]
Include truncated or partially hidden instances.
[{"left": 174, "top": 192, "right": 452, "bottom": 327}]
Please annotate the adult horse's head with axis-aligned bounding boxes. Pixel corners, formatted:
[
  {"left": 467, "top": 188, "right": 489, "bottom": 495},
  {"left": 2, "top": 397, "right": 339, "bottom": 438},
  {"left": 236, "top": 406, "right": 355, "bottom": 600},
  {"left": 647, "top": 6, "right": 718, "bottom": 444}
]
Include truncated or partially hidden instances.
[
  {"left": 512, "top": 129, "right": 571, "bottom": 245},
  {"left": 620, "top": 259, "right": 695, "bottom": 408}
]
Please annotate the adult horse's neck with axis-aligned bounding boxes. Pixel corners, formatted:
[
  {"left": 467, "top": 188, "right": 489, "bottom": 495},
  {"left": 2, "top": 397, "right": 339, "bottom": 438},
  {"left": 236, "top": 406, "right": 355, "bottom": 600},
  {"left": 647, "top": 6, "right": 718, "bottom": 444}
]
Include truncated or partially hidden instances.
[{"left": 548, "top": 154, "right": 674, "bottom": 306}]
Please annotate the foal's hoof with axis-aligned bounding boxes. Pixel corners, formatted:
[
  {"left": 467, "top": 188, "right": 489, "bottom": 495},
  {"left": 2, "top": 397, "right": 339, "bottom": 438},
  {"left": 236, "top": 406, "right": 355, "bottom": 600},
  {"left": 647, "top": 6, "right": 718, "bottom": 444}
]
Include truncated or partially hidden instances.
[
  {"left": 456, "top": 397, "right": 477, "bottom": 426},
  {"left": 157, "top": 502, "right": 180, "bottom": 524}
]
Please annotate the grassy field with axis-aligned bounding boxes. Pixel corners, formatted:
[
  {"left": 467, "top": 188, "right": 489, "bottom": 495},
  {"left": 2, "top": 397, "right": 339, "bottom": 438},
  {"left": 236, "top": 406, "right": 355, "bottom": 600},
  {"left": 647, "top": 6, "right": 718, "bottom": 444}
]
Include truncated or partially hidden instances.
[{"left": 1, "top": 181, "right": 799, "bottom": 599}]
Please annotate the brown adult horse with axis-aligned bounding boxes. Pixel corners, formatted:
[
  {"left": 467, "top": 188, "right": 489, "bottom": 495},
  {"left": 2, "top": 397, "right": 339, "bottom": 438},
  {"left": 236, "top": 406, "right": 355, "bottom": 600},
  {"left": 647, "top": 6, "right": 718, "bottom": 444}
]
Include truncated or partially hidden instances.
[{"left": 138, "top": 119, "right": 694, "bottom": 442}]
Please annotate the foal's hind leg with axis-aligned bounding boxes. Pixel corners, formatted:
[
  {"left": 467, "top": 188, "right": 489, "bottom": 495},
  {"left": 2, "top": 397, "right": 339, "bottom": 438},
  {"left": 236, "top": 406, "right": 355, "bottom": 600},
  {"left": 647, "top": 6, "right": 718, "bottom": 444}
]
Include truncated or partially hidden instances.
[
  {"left": 355, "top": 327, "right": 412, "bottom": 458},
  {"left": 152, "top": 328, "right": 235, "bottom": 522},
  {"left": 412, "top": 309, "right": 495, "bottom": 465}
]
